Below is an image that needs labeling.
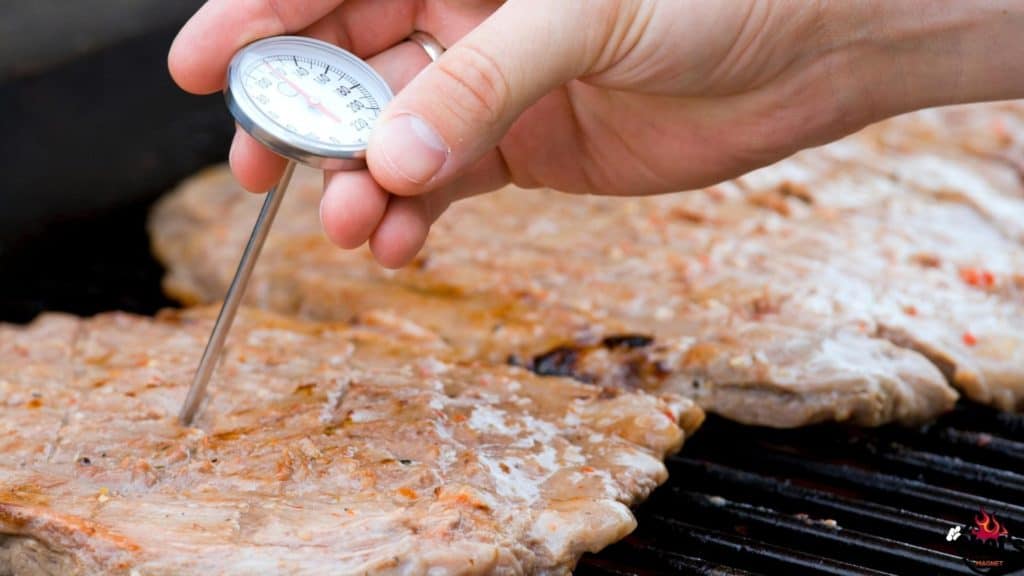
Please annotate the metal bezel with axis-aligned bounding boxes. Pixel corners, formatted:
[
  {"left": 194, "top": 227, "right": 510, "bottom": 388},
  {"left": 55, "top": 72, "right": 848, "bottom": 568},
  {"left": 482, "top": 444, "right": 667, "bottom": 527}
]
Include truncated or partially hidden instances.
[{"left": 225, "top": 36, "right": 393, "bottom": 169}]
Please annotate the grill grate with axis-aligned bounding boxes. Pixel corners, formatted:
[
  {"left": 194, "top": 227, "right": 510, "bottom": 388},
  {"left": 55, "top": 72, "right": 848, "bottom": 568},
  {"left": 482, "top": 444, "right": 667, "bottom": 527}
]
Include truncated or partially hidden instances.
[
  {"left": 2, "top": 196, "right": 1023, "bottom": 576},
  {"left": 581, "top": 406, "right": 1024, "bottom": 575}
]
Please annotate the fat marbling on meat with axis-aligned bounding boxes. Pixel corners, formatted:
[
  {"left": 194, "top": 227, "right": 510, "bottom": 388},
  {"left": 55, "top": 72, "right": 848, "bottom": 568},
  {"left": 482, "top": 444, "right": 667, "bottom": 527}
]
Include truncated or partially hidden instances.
[
  {"left": 150, "top": 102, "right": 1024, "bottom": 425},
  {"left": 0, "top": 308, "right": 700, "bottom": 575}
]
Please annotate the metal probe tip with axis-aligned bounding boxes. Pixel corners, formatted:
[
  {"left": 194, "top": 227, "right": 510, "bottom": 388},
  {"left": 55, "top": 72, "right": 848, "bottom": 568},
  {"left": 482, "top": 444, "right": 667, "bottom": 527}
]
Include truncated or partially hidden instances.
[{"left": 179, "top": 161, "right": 296, "bottom": 426}]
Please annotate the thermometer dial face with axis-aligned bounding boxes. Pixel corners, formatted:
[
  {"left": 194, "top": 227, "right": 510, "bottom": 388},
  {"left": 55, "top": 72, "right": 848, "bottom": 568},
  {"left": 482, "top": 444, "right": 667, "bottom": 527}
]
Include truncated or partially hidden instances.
[{"left": 226, "top": 36, "right": 394, "bottom": 167}]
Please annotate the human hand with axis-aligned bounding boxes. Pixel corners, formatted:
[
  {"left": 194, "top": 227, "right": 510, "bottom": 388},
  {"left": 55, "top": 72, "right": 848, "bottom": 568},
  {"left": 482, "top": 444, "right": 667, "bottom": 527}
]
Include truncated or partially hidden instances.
[{"left": 169, "top": 0, "right": 1024, "bottom": 268}]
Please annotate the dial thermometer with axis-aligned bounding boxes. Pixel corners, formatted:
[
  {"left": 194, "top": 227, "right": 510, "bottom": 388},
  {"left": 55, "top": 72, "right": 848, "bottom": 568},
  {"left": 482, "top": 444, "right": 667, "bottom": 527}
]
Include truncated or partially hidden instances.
[{"left": 179, "top": 36, "right": 395, "bottom": 425}]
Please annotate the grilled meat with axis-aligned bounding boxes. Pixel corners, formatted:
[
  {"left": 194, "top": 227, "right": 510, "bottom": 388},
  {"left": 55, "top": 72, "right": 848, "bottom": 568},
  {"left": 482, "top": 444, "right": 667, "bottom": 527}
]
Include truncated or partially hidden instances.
[
  {"left": 0, "top": 308, "right": 700, "bottom": 575},
  {"left": 151, "top": 103, "right": 1024, "bottom": 425}
]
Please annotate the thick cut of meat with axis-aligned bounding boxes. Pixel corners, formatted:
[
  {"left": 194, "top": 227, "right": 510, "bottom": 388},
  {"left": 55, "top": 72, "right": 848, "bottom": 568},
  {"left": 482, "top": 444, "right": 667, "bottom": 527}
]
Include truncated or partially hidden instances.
[
  {"left": 151, "top": 165, "right": 962, "bottom": 426},
  {"left": 151, "top": 103, "right": 1024, "bottom": 424},
  {"left": 0, "top": 308, "right": 700, "bottom": 575}
]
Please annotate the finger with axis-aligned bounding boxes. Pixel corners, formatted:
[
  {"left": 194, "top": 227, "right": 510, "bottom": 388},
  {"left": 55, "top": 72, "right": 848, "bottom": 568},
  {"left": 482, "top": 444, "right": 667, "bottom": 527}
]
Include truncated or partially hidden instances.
[
  {"left": 317, "top": 40, "right": 437, "bottom": 246},
  {"left": 321, "top": 148, "right": 507, "bottom": 260},
  {"left": 228, "top": 129, "right": 289, "bottom": 192},
  {"left": 320, "top": 170, "right": 389, "bottom": 249},
  {"left": 169, "top": 0, "right": 343, "bottom": 95},
  {"left": 169, "top": 0, "right": 417, "bottom": 95},
  {"left": 432, "top": 148, "right": 512, "bottom": 203},
  {"left": 368, "top": 195, "right": 434, "bottom": 268},
  {"left": 301, "top": 0, "right": 417, "bottom": 54},
  {"left": 367, "top": 1, "right": 611, "bottom": 196},
  {"left": 367, "top": 149, "right": 510, "bottom": 268},
  {"left": 366, "top": 40, "right": 434, "bottom": 93}
]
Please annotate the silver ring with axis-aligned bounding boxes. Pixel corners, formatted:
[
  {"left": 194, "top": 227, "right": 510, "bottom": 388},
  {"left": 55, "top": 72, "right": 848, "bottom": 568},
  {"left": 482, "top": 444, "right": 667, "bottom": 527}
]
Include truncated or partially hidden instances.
[{"left": 408, "top": 31, "right": 445, "bottom": 63}]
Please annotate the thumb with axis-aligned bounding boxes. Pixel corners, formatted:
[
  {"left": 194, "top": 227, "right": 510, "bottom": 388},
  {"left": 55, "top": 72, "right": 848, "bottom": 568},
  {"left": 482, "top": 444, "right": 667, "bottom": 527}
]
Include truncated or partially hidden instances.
[{"left": 367, "top": 1, "right": 606, "bottom": 196}]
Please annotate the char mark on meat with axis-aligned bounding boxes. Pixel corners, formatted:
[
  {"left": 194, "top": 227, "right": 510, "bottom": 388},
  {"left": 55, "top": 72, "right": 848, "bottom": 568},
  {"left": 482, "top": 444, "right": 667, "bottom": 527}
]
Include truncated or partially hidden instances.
[
  {"left": 529, "top": 346, "right": 589, "bottom": 382},
  {"left": 601, "top": 334, "right": 655, "bottom": 350}
]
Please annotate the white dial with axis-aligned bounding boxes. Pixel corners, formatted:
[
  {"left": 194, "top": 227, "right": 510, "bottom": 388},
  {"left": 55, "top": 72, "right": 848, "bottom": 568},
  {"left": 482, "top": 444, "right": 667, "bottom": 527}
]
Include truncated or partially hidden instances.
[
  {"left": 226, "top": 36, "right": 394, "bottom": 168},
  {"left": 242, "top": 54, "right": 382, "bottom": 147}
]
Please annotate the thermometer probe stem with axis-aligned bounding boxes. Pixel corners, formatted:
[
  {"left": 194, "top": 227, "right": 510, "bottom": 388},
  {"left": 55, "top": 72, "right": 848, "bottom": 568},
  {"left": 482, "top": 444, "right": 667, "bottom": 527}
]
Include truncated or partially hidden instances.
[
  {"left": 179, "top": 160, "right": 297, "bottom": 426},
  {"left": 176, "top": 33, "right": 443, "bottom": 425}
]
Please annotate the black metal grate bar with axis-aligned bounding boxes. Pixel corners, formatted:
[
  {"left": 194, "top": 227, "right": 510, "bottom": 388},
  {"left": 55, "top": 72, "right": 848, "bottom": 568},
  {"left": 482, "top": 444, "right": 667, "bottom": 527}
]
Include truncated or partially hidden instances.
[
  {"left": 871, "top": 444, "right": 1024, "bottom": 503},
  {"left": 940, "top": 404, "right": 1024, "bottom": 440},
  {"left": 656, "top": 491, "right": 973, "bottom": 575},
  {"left": 711, "top": 447, "right": 1024, "bottom": 526},
  {"left": 667, "top": 458, "right": 956, "bottom": 545},
  {"left": 636, "top": 515, "right": 899, "bottom": 576},
  {"left": 579, "top": 538, "right": 763, "bottom": 576},
  {"left": 869, "top": 425, "right": 1024, "bottom": 472}
]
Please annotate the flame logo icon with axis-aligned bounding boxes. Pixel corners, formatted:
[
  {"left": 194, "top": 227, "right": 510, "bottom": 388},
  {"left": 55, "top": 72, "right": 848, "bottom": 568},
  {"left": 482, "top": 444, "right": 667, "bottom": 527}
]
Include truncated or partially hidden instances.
[
  {"left": 948, "top": 507, "right": 1023, "bottom": 574},
  {"left": 972, "top": 508, "right": 1009, "bottom": 542}
]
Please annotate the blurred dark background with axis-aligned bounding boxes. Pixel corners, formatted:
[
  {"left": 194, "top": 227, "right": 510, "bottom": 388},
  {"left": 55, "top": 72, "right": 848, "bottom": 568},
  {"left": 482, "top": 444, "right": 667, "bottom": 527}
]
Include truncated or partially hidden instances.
[{"left": 0, "top": 0, "right": 234, "bottom": 322}]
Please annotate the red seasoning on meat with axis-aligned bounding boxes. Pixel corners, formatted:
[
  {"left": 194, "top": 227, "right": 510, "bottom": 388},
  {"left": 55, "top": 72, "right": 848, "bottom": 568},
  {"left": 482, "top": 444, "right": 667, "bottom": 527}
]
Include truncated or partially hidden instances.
[
  {"left": 150, "top": 101, "right": 1024, "bottom": 422},
  {"left": 959, "top": 267, "right": 997, "bottom": 288},
  {"left": 0, "top": 308, "right": 701, "bottom": 575}
]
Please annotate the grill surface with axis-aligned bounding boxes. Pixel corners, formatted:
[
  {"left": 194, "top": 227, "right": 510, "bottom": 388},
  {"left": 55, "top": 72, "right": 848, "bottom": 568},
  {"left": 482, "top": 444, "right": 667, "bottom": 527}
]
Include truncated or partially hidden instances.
[
  {"left": 578, "top": 407, "right": 1024, "bottom": 575},
  {"left": 2, "top": 193, "right": 1023, "bottom": 576}
]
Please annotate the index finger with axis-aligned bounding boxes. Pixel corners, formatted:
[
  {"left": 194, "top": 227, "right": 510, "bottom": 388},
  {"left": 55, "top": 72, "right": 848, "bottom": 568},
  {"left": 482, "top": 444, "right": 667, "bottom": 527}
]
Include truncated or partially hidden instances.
[{"left": 168, "top": 0, "right": 417, "bottom": 95}]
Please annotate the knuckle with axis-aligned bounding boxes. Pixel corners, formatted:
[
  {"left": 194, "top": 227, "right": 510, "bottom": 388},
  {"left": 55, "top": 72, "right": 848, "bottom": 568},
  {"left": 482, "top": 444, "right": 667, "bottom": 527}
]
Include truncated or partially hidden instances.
[{"left": 433, "top": 42, "right": 511, "bottom": 128}]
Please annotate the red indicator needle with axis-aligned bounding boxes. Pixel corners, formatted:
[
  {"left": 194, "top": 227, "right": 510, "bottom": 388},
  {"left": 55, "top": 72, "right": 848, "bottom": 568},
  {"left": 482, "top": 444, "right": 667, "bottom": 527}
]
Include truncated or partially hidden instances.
[{"left": 265, "top": 63, "right": 342, "bottom": 124}]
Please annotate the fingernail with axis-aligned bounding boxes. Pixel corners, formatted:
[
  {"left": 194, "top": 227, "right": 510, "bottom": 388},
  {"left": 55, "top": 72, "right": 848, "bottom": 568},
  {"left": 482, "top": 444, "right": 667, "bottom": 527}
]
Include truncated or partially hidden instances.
[{"left": 378, "top": 114, "right": 449, "bottom": 184}]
